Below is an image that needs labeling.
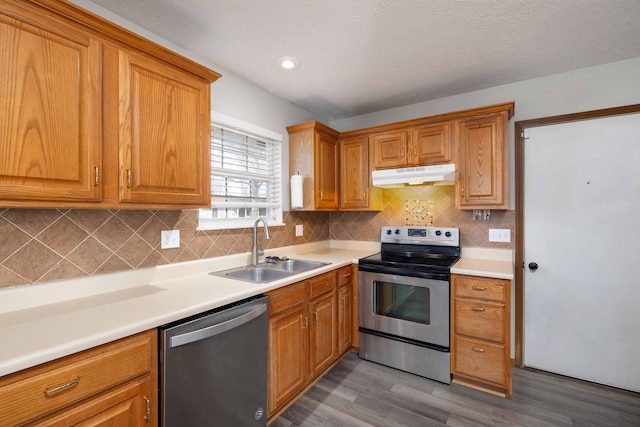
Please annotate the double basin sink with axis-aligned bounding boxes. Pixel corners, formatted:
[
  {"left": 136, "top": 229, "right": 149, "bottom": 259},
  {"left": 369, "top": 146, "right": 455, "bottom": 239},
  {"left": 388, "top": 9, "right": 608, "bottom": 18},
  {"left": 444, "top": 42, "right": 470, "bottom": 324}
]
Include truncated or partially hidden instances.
[{"left": 210, "top": 258, "right": 330, "bottom": 283}]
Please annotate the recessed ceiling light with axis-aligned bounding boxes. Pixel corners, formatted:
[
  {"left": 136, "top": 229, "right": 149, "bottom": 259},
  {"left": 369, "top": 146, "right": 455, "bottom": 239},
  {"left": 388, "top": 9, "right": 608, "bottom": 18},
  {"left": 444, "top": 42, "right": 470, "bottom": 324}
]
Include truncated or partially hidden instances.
[{"left": 276, "top": 56, "right": 301, "bottom": 70}]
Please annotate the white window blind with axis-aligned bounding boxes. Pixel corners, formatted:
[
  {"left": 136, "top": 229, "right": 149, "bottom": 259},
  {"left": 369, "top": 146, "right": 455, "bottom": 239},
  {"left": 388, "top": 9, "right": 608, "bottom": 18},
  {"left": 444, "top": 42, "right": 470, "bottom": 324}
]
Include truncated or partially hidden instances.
[{"left": 198, "top": 113, "right": 283, "bottom": 230}]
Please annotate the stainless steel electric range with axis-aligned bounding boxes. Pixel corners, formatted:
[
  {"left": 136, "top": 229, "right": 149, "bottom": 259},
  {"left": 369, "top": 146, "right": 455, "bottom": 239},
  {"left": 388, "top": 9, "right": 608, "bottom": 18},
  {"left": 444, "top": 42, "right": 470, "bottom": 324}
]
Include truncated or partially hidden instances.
[{"left": 358, "top": 226, "right": 460, "bottom": 384}]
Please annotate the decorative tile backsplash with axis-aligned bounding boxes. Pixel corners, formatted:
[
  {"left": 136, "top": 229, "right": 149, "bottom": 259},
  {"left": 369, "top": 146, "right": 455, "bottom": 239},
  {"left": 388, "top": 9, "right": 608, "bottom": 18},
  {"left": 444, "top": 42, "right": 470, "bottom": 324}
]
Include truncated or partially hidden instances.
[
  {"left": 328, "top": 185, "right": 515, "bottom": 246},
  {"left": 405, "top": 199, "right": 434, "bottom": 227},
  {"left": 0, "top": 185, "right": 513, "bottom": 289}
]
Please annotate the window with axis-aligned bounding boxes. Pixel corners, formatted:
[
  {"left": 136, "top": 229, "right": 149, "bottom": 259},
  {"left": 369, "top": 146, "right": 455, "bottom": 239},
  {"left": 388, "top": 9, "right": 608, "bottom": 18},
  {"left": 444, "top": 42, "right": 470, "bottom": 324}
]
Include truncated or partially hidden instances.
[{"left": 198, "top": 112, "right": 283, "bottom": 230}]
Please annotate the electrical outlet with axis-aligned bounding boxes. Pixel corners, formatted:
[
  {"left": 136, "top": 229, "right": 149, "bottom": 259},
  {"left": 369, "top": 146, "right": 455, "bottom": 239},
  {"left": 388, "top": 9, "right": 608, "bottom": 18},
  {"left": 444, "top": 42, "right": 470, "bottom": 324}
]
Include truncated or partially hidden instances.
[
  {"left": 295, "top": 224, "right": 304, "bottom": 237},
  {"left": 161, "top": 230, "right": 180, "bottom": 249},
  {"left": 489, "top": 229, "right": 511, "bottom": 243}
]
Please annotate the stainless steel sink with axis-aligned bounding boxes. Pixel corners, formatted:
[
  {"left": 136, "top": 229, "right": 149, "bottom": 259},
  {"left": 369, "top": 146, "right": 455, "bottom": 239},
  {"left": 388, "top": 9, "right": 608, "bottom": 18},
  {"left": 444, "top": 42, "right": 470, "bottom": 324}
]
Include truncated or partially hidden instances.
[
  {"left": 210, "top": 259, "right": 330, "bottom": 283},
  {"left": 224, "top": 266, "right": 291, "bottom": 283},
  {"left": 269, "top": 259, "right": 328, "bottom": 273}
]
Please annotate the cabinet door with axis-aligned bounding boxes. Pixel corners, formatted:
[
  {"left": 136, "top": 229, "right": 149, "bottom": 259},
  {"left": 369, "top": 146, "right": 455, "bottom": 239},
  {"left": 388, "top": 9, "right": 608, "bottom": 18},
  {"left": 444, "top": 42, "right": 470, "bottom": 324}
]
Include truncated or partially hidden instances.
[
  {"left": 339, "top": 136, "right": 369, "bottom": 210},
  {"left": 338, "top": 285, "right": 353, "bottom": 354},
  {"left": 268, "top": 306, "right": 308, "bottom": 415},
  {"left": 309, "top": 291, "right": 338, "bottom": 378},
  {"left": 35, "top": 376, "right": 153, "bottom": 427},
  {"left": 456, "top": 112, "right": 508, "bottom": 209},
  {"left": 0, "top": 5, "right": 101, "bottom": 202},
  {"left": 314, "top": 130, "right": 339, "bottom": 209},
  {"left": 371, "top": 131, "right": 407, "bottom": 169},
  {"left": 411, "top": 122, "right": 453, "bottom": 165},
  {"left": 118, "top": 49, "right": 210, "bottom": 205}
]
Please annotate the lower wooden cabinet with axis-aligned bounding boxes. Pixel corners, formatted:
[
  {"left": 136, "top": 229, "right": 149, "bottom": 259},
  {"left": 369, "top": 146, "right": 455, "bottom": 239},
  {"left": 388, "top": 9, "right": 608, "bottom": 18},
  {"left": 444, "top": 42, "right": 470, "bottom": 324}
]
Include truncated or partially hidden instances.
[
  {"left": 336, "top": 265, "right": 354, "bottom": 354},
  {"left": 267, "top": 289, "right": 309, "bottom": 415},
  {"left": 266, "top": 266, "right": 355, "bottom": 420},
  {"left": 309, "top": 290, "right": 338, "bottom": 378},
  {"left": 0, "top": 330, "right": 157, "bottom": 426},
  {"left": 451, "top": 274, "right": 511, "bottom": 397},
  {"left": 34, "top": 375, "right": 152, "bottom": 427}
]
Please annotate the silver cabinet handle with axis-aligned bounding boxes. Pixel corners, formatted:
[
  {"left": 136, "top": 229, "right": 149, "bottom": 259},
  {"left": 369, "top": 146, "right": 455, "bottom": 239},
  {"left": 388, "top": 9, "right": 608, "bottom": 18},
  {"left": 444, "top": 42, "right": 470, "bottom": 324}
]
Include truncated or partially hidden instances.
[
  {"left": 471, "top": 306, "right": 486, "bottom": 312},
  {"left": 170, "top": 303, "right": 267, "bottom": 348},
  {"left": 471, "top": 346, "right": 486, "bottom": 353}
]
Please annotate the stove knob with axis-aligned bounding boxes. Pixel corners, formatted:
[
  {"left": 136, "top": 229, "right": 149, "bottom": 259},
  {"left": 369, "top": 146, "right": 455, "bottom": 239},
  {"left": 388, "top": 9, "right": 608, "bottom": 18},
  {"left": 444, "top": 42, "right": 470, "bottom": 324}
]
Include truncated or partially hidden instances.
[
  {"left": 386, "top": 229, "right": 392, "bottom": 235},
  {"left": 445, "top": 231, "right": 452, "bottom": 237},
  {"left": 435, "top": 230, "right": 442, "bottom": 236},
  {"left": 394, "top": 229, "right": 400, "bottom": 235}
]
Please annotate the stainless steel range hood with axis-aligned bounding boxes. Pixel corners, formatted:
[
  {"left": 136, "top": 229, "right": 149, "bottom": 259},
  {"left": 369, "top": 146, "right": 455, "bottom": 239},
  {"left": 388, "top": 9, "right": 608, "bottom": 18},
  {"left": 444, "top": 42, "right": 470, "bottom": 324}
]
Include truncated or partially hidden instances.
[{"left": 371, "top": 164, "right": 456, "bottom": 188}]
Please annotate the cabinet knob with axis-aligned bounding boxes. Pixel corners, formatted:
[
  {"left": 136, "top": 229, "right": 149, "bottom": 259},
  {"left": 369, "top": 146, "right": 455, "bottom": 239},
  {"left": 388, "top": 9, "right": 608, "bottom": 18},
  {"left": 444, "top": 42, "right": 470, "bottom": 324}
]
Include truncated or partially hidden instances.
[
  {"left": 471, "top": 306, "right": 486, "bottom": 312},
  {"left": 302, "top": 316, "right": 308, "bottom": 329},
  {"left": 472, "top": 285, "right": 486, "bottom": 291},
  {"left": 471, "top": 346, "right": 486, "bottom": 353}
]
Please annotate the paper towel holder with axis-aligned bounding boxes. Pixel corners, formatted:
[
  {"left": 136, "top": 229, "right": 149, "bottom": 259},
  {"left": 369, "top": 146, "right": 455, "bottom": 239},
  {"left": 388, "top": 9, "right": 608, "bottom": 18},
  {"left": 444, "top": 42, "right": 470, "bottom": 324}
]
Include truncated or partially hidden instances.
[{"left": 290, "top": 171, "right": 304, "bottom": 209}]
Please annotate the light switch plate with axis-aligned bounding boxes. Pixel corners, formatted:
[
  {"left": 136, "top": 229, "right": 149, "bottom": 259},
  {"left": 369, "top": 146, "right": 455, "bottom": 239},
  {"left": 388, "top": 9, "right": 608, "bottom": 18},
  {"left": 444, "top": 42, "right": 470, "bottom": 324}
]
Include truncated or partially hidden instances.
[
  {"left": 489, "top": 229, "right": 511, "bottom": 243},
  {"left": 295, "top": 224, "right": 304, "bottom": 237},
  {"left": 161, "top": 230, "right": 180, "bottom": 249}
]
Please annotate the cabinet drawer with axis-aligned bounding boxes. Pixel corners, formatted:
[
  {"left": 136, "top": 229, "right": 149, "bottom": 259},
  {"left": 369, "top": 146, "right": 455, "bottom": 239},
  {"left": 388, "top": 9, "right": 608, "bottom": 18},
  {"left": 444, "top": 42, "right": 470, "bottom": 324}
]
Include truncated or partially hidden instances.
[
  {"left": 454, "top": 336, "right": 505, "bottom": 386},
  {"left": 267, "top": 281, "right": 306, "bottom": 315},
  {"left": 454, "top": 276, "right": 506, "bottom": 303},
  {"left": 0, "top": 331, "right": 154, "bottom": 426},
  {"left": 309, "top": 272, "right": 336, "bottom": 299},
  {"left": 336, "top": 265, "right": 353, "bottom": 287},
  {"left": 455, "top": 299, "right": 505, "bottom": 343}
]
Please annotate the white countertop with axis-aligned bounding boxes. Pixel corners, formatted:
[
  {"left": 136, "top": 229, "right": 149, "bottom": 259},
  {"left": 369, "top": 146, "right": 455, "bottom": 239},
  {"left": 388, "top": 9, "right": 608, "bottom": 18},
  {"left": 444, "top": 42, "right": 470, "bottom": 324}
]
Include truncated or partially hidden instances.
[
  {"left": 0, "top": 240, "right": 379, "bottom": 377},
  {"left": 0, "top": 241, "right": 513, "bottom": 378},
  {"left": 451, "top": 247, "right": 514, "bottom": 280}
]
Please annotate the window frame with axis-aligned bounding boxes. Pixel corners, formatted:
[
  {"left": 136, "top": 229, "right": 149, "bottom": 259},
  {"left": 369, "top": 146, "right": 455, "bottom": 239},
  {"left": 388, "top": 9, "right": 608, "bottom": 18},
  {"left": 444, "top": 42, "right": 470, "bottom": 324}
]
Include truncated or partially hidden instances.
[{"left": 198, "top": 112, "right": 284, "bottom": 231}]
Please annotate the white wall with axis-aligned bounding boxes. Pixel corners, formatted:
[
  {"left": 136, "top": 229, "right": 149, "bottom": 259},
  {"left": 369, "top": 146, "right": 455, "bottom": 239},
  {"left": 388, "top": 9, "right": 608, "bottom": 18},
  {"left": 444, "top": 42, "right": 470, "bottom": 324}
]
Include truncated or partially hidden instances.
[{"left": 330, "top": 56, "right": 640, "bottom": 209}]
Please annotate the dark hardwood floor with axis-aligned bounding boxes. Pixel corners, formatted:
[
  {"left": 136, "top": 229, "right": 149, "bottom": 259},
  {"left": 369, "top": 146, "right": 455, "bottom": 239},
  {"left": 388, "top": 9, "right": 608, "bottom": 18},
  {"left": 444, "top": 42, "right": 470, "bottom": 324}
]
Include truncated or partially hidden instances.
[{"left": 271, "top": 352, "right": 640, "bottom": 427}]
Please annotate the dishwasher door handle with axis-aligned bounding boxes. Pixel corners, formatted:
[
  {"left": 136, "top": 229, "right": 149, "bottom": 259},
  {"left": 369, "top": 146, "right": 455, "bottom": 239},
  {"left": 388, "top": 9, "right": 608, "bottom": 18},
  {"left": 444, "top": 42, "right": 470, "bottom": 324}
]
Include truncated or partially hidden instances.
[{"left": 170, "top": 303, "right": 267, "bottom": 348}]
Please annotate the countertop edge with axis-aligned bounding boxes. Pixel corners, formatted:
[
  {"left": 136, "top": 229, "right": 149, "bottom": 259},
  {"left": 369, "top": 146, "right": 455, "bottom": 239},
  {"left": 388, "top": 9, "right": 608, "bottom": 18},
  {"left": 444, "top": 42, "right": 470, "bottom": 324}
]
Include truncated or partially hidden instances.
[{"left": 0, "top": 244, "right": 377, "bottom": 377}]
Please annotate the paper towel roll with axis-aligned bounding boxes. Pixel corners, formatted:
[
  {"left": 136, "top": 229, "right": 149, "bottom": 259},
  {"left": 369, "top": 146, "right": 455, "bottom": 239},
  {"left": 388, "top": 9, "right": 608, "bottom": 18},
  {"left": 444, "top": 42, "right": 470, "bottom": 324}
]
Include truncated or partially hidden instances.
[{"left": 290, "top": 174, "right": 303, "bottom": 209}]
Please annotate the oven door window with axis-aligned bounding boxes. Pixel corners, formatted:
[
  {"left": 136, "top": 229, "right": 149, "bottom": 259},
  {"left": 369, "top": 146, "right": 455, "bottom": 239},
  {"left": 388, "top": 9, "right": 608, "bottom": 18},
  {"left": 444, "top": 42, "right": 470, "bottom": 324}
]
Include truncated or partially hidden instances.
[{"left": 374, "top": 281, "right": 430, "bottom": 324}]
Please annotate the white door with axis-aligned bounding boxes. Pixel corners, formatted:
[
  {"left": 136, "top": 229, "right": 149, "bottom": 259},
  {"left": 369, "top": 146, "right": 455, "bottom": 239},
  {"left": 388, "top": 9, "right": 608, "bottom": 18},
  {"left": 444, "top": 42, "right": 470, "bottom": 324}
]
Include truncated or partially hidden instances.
[{"left": 523, "top": 113, "right": 640, "bottom": 392}]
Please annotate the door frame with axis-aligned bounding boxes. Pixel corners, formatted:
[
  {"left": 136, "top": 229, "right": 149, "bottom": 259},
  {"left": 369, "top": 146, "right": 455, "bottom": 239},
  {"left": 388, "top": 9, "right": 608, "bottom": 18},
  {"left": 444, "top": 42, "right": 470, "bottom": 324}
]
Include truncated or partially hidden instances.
[{"left": 513, "top": 103, "right": 640, "bottom": 365}]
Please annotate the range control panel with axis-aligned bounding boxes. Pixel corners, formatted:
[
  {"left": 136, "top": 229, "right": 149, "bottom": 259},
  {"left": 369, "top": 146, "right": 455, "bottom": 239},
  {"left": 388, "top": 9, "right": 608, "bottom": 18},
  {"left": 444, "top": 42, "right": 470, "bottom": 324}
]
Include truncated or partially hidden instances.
[{"left": 381, "top": 226, "right": 459, "bottom": 246}]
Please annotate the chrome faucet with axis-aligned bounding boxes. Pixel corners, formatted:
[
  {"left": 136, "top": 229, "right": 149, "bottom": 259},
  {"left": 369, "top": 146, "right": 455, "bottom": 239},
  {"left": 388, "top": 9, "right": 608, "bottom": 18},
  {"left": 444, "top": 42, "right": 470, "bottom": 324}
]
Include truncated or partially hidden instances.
[{"left": 251, "top": 217, "right": 270, "bottom": 266}]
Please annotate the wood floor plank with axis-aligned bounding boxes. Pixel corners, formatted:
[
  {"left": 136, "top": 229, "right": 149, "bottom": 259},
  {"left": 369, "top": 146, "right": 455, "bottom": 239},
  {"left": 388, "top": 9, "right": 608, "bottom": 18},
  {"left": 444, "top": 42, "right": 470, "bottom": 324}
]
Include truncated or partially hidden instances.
[{"left": 272, "top": 352, "right": 640, "bottom": 427}]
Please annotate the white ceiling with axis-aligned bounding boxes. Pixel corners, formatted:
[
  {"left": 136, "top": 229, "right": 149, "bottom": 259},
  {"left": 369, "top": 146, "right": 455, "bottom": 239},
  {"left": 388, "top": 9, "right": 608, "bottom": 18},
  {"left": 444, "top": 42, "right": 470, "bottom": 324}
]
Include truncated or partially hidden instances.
[{"left": 89, "top": 0, "right": 640, "bottom": 121}]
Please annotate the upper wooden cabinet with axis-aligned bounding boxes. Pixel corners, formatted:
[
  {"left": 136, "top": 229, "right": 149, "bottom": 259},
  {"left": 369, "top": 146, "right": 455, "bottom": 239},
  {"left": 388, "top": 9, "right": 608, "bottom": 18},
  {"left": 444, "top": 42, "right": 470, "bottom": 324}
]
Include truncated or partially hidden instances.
[
  {"left": 116, "top": 49, "right": 211, "bottom": 205},
  {"left": 369, "top": 123, "right": 453, "bottom": 170},
  {"left": 339, "top": 135, "right": 381, "bottom": 211},
  {"left": 0, "top": 0, "right": 220, "bottom": 208},
  {"left": 370, "top": 130, "right": 408, "bottom": 169},
  {"left": 0, "top": 3, "right": 102, "bottom": 203},
  {"left": 411, "top": 122, "right": 453, "bottom": 165},
  {"left": 288, "top": 121, "right": 339, "bottom": 210},
  {"left": 456, "top": 109, "right": 510, "bottom": 210}
]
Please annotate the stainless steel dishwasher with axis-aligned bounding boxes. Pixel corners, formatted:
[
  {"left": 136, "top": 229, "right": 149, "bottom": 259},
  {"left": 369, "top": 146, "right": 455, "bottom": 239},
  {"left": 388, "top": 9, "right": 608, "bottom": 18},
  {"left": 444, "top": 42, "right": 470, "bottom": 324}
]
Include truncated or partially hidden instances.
[{"left": 159, "top": 295, "right": 268, "bottom": 427}]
